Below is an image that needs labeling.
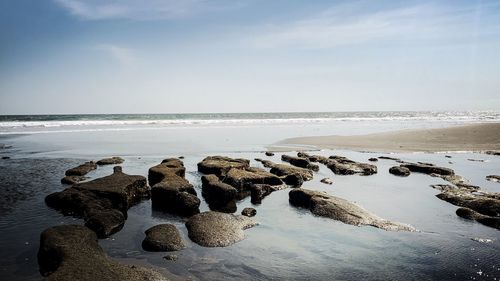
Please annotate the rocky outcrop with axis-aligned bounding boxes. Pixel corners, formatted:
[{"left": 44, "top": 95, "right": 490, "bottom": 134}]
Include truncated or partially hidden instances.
[
  {"left": 185, "top": 211, "right": 258, "bottom": 247},
  {"left": 400, "top": 162, "right": 454, "bottom": 176},
  {"left": 197, "top": 156, "right": 250, "bottom": 177},
  {"left": 486, "top": 175, "right": 500, "bottom": 183},
  {"left": 96, "top": 157, "right": 124, "bottom": 165},
  {"left": 389, "top": 166, "right": 410, "bottom": 177},
  {"left": 249, "top": 183, "right": 285, "bottom": 204},
  {"left": 265, "top": 152, "right": 275, "bottom": 156},
  {"left": 60, "top": 175, "right": 86, "bottom": 185},
  {"left": 289, "top": 189, "right": 416, "bottom": 231},
  {"left": 224, "top": 167, "right": 284, "bottom": 189},
  {"left": 38, "top": 225, "right": 169, "bottom": 281},
  {"left": 296, "top": 153, "right": 376, "bottom": 175},
  {"left": 436, "top": 191, "right": 500, "bottom": 218},
  {"left": 201, "top": 175, "right": 237, "bottom": 212},
  {"left": 150, "top": 160, "right": 200, "bottom": 217},
  {"left": 142, "top": 224, "right": 185, "bottom": 252},
  {"left": 46, "top": 167, "right": 150, "bottom": 238},
  {"left": 241, "top": 207, "right": 256, "bottom": 217},
  {"left": 65, "top": 161, "right": 97, "bottom": 176},
  {"left": 257, "top": 159, "right": 313, "bottom": 181},
  {"left": 456, "top": 208, "right": 500, "bottom": 230},
  {"left": 281, "top": 154, "right": 319, "bottom": 171}
]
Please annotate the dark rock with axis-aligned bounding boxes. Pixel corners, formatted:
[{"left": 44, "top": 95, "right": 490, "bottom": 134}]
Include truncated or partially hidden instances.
[
  {"left": 60, "top": 175, "right": 86, "bottom": 185},
  {"left": 320, "top": 178, "right": 333, "bottom": 185},
  {"left": 265, "top": 152, "right": 275, "bottom": 156},
  {"left": 297, "top": 152, "right": 322, "bottom": 163},
  {"left": 96, "top": 157, "right": 124, "bottom": 165},
  {"left": 486, "top": 175, "right": 500, "bottom": 183},
  {"left": 456, "top": 208, "right": 500, "bottom": 230},
  {"left": 197, "top": 156, "right": 250, "bottom": 177},
  {"left": 368, "top": 158, "right": 378, "bottom": 162},
  {"left": 1, "top": 156, "right": 10, "bottom": 160},
  {"left": 257, "top": 159, "right": 313, "bottom": 181},
  {"left": 201, "top": 175, "right": 237, "bottom": 212},
  {"left": 325, "top": 156, "right": 377, "bottom": 176},
  {"left": 281, "top": 173, "right": 304, "bottom": 187},
  {"left": 38, "top": 225, "right": 168, "bottom": 281},
  {"left": 185, "top": 211, "right": 258, "bottom": 247},
  {"left": 163, "top": 255, "right": 178, "bottom": 261},
  {"left": 389, "top": 166, "right": 410, "bottom": 177},
  {"left": 436, "top": 191, "right": 500, "bottom": 217},
  {"left": 223, "top": 167, "right": 284, "bottom": 189},
  {"left": 400, "top": 162, "right": 454, "bottom": 176},
  {"left": 281, "top": 154, "right": 320, "bottom": 171},
  {"left": 289, "top": 189, "right": 416, "bottom": 231},
  {"left": 485, "top": 150, "right": 500, "bottom": 156},
  {"left": 85, "top": 209, "right": 125, "bottom": 238},
  {"left": 378, "top": 156, "right": 401, "bottom": 161},
  {"left": 249, "top": 184, "right": 275, "bottom": 204},
  {"left": 445, "top": 155, "right": 452, "bottom": 158},
  {"left": 65, "top": 161, "right": 97, "bottom": 176},
  {"left": 148, "top": 158, "right": 186, "bottom": 186},
  {"left": 241, "top": 207, "right": 256, "bottom": 217},
  {"left": 142, "top": 224, "right": 185, "bottom": 252}
]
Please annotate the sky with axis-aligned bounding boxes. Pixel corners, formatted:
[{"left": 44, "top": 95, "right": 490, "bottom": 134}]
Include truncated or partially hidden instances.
[{"left": 1, "top": 0, "right": 500, "bottom": 114}]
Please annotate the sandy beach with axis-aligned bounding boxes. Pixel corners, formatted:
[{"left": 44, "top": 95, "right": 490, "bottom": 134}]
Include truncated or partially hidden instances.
[{"left": 277, "top": 123, "right": 500, "bottom": 153}]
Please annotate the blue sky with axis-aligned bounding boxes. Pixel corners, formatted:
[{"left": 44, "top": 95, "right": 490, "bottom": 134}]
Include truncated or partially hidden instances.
[{"left": 1, "top": 0, "right": 499, "bottom": 114}]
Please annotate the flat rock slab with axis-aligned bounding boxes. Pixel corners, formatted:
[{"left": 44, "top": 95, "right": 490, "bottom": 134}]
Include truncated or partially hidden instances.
[
  {"left": 297, "top": 153, "right": 376, "bottom": 175},
  {"left": 96, "top": 157, "right": 124, "bottom": 165},
  {"left": 148, "top": 158, "right": 186, "bottom": 186},
  {"left": 389, "top": 166, "right": 410, "bottom": 177},
  {"left": 224, "top": 167, "right": 284, "bottom": 189},
  {"left": 60, "top": 175, "right": 87, "bottom": 185},
  {"left": 65, "top": 161, "right": 97, "bottom": 176},
  {"left": 142, "top": 224, "right": 185, "bottom": 252},
  {"left": 289, "top": 189, "right": 416, "bottom": 232},
  {"left": 257, "top": 159, "right": 313, "bottom": 181},
  {"left": 74, "top": 166, "right": 150, "bottom": 208},
  {"left": 456, "top": 207, "right": 500, "bottom": 230},
  {"left": 38, "top": 225, "right": 169, "bottom": 281},
  {"left": 400, "top": 162, "right": 454, "bottom": 176},
  {"left": 186, "top": 211, "right": 258, "bottom": 247},
  {"left": 198, "top": 156, "right": 250, "bottom": 177},
  {"left": 281, "top": 154, "right": 319, "bottom": 171},
  {"left": 436, "top": 190, "right": 500, "bottom": 217}
]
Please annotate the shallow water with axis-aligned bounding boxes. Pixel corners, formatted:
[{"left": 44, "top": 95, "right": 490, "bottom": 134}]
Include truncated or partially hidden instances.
[{"left": 0, "top": 121, "right": 499, "bottom": 281}]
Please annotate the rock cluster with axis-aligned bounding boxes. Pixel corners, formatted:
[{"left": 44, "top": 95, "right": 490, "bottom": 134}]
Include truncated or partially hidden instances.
[
  {"left": 281, "top": 154, "right": 320, "bottom": 171},
  {"left": 297, "top": 152, "right": 377, "bottom": 176}
]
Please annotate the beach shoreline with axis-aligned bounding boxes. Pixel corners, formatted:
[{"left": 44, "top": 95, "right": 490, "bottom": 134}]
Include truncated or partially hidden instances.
[{"left": 274, "top": 123, "right": 500, "bottom": 153}]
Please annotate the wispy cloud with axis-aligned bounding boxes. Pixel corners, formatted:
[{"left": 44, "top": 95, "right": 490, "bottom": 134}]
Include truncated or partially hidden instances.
[
  {"left": 53, "top": 0, "right": 230, "bottom": 20},
  {"left": 93, "top": 44, "right": 136, "bottom": 65},
  {"left": 250, "top": 1, "right": 500, "bottom": 49}
]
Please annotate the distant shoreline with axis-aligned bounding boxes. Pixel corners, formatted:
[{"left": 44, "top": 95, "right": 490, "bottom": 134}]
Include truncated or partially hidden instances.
[{"left": 275, "top": 123, "right": 500, "bottom": 153}]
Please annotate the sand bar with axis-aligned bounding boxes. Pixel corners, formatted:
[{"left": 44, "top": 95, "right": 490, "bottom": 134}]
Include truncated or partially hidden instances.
[{"left": 276, "top": 123, "right": 500, "bottom": 153}]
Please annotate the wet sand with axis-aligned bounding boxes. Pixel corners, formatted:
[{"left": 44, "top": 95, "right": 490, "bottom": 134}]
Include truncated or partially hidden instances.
[{"left": 277, "top": 123, "right": 500, "bottom": 152}]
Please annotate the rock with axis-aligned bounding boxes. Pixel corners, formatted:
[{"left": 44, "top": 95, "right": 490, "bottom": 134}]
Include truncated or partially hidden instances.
[
  {"left": 224, "top": 167, "right": 284, "bottom": 189},
  {"left": 456, "top": 207, "right": 500, "bottom": 230},
  {"left": 38, "top": 225, "right": 169, "bottom": 281},
  {"left": 241, "top": 207, "right": 256, "bottom": 217},
  {"left": 65, "top": 161, "right": 97, "bottom": 176},
  {"left": 289, "top": 189, "right": 416, "bottom": 231},
  {"left": 485, "top": 150, "right": 500, "bottom": 156},
  {"left": 378, "top": 156, "right": 401, "bottom": 161},
  {"left": 400, "top": 162, "right": 454, "bottom": 176},
  {"left": 486, "top": 175, "right": 500, "bottom": 183},
  {"left": 1, "top": 156, "right": 10, "bottom": 160},
  {"left": 368, "top": 158, "right": 378, "bottom": 162},
  {"left": 320, "top": 178, "right": 333, "bottom": 185},
  {"left": 163, "top": 254, "right": 178, "bottom": 261},
  {"left": 281, "top": 173, "right": 303, "bottom": 187},
  {"left": 185, "top": 211, "right": 258, "bottom": 247},
  {"left": 430, "top": 173, "right": 469, "bottom": 186},
  {"left": 60, "top": 175, "right": 86, "bottom": 185},
  {"left": 148, "top": 158, "right": 186, "bottom": 186},
  {"left": 436, "top": 191, "right": 500, "bottom": 217},
  {"left": 297, "top": 152, "right": 323, "bottom": 163},
  {"left": 150, "top": 159, "right": 200, "bottom": 217},
  {"left": 281, "top": 154, "right": 320, "bottom": 171},
  {"left": 445, "top": 155, "right": 452, "bottom": 158},
  {"left": 324, "top": 156, "right": 377, "bottom": 176},
  {"left": 197, "top": 156, "right": 250, "bottom": 177},
  {"left": 142, "top": 224, "right": 185, "bottom": 252},
  {"left": 96, "top": 157, "right": 124, "bottom": 165},
  {"left": 249, "top": 184, "right": 275, "bottom": 204},
  {"left": 47, "top": 167, "right": 149, "bottom": 238},
  {"left": 467, "top": 158, "right": 486, "bottom": 162},
  {"left": 265, "top": 152, "right": 275, "bottom": 156},
  {"left": 389, "top": 166, "right": 410, "bottom": 177},
  {"left": 257, "top": 159, "right": 313, "bottom": 181},
  {"left": 201, "top": 175, "right": 237, "bottom": 212},
  {"left": 74, "top": 166, "right": 150, "bottom": 209}
]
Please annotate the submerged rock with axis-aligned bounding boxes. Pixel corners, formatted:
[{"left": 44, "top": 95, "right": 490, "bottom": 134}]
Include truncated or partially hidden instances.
[
  {"left": 241, "top": 207, "right": 257, "bottom": 217},
  {"left": 486, "top": 175, "right": 500, "bottom": 183},
  {"left": 257, "top": 159, "right": 313, "bottom": 181},
  {"left": 289, "top": 189, "right": 416, "bottom": 231},
  {"left": 281, "top": 154, "right": 320, "bottom": 171},
  {"left": 38, "top": 225, "right": 169, "bottom": 281},
  {"left": 378, "top": 156, "right": 401, "bottom": 161},
  {"left": 389, "top": 166, "right": 410, "bottom": 177},
  {"left": 197, "top": 156, "right": 250, "bottom": 177},
  {"left": 320, "top": 178, "right": 333, "bottom": 185},
  {"left": 142, "top": 224, "right": 185, "bottom": 252},
  {"left": 65, "top": 161, "right": 97, "bottom": 176},
  {"left": 60, "top": 175, "right": 86, "bottom": 185},
  {"left": 400, "top": 162, "right": 454, "bottom": 176},
  {"left": 96, "top": 157, "right": 124, "bottom": 165},
  {"left": 185, "top": 211, "right": 258, "bottom": 247}
]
